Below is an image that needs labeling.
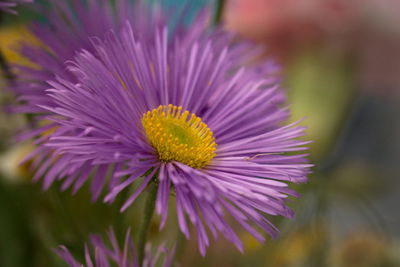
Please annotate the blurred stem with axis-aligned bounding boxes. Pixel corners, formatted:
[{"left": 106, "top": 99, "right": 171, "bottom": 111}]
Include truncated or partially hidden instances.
[
  {"left": 137, "top": 180, "right": 158, "bottom": 265},
  {"left": 0, "top": 48, "right": 15, "bottom": 83},
  {"left": 214, "top": 0, "right": 225, "bottom": 25}
]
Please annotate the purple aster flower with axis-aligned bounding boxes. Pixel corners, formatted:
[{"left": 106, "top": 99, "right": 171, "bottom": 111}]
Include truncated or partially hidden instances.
[
  {"left": 55, "top": 228, "right": 175, "bottom": 267},
  {"left": 35, "top": 16, "right": 311, "bottom": 256},
  {"left": 15, "top": 0, "right": 311, "bottom": 255},
  {"left": 0, "top": 0, "right": 32, "bottom": 14},
  {"left": 12, "top": 0, "right": 156, "bottom": 116}
]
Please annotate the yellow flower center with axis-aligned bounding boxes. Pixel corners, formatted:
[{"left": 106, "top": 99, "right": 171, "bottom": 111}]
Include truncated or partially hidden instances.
[{"left": 141, "top": 105, "right": 217, "bottom": 168}]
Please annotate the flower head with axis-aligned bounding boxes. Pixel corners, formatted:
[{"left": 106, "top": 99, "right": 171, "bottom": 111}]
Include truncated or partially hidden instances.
[
  {"left": 55, "top": 228, "right": 175, "bottom": 267},
  {"left": 15, "top": 0, "right": 311, "bottom": 255},
  {"left": 0, "top": 0, "right": 32, "bottom": 14},
  {"left": 36, "top": 9, "right": 311, "bottom": 255},
  {"left": 11, "top": 0, "right": 162, "bottom": 117}
]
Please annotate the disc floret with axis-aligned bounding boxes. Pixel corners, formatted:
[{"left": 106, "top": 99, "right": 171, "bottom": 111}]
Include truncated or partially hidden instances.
[{"left": 142, "top": 105, "right": 217, "bottom": 168}]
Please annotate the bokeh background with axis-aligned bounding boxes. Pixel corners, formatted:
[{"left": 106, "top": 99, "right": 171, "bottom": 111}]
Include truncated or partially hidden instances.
[{"left": 1, "top": 0, "right": 400, "bottom": 266}]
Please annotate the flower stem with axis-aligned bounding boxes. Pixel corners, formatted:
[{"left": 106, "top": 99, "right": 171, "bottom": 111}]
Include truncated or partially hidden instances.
[
  {"left": 137, "top": 180, "right": 158, "bottom": 265},
  {"left": 214, "top": 0, "right": 226, "bottom": 25},
  {"left": 0, "top": 48, "right": 15, "bottom": 83}
]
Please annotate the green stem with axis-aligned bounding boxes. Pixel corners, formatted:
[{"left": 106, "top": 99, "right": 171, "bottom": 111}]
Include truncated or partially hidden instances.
[
  {"left": 214, "top": 0, "right": 226, "bottom": 25},
  {"left": 137, "top": 181, "right": 158, "bottom": 265},
  {"left": 0, "top": 48, "right": 15, "bottom": 83}
]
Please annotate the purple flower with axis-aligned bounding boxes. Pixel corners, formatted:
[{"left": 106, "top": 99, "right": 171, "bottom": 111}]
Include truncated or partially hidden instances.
[
  {"left": 55, "top": 228, "right": 175, "bottom": 267},
  {"left": 0, "top": 0, "right": 32, "bottom": 14},
  {"left": 39, "top": 18, "right": 310, "bottom": 256},
  {"left": 13, "top": 0, "right": 156, "bottom": 117},
  {"left": 16, "top": 1, "right": 311, "bottom": 255}
]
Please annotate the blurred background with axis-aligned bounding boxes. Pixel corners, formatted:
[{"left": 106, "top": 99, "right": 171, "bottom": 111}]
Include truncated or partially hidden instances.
[{"left": 1, "top": 0, "right": 400, "bottom": 266}]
